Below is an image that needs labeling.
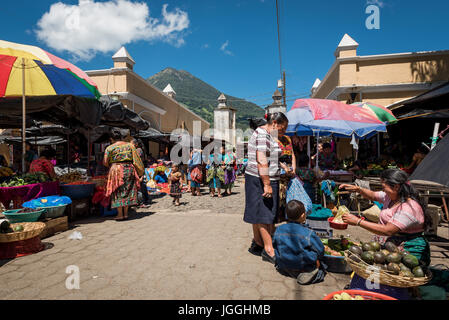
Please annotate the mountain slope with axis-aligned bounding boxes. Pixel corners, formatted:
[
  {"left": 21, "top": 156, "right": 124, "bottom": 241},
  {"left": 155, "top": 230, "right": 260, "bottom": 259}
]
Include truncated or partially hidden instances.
[{"left": 147, "top": 68, "right": 265, "bottom": 130}]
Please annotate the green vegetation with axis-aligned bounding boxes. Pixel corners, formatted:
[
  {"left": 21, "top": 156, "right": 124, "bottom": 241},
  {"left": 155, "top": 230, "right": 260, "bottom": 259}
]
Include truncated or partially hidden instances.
[{"left": 147, "top": 68, "right": 265, "bottom": 130}]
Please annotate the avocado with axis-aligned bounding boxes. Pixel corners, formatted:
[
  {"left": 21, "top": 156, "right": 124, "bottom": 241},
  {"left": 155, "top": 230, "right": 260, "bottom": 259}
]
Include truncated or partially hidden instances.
[
  {"left": 387, "top": 263, "right": 401, "bottom": 275},
  {"left": 402, "top": 254, "right": 419, "bottom": 269},
  {"left": 361, "top": 251, "right": 374, "bottom": 265},
  {"left": 373, "top": 252, "right": 386, "bottom": 264},
  {"left": 370, "top": 241, "right": 381, "bottom": 252},
  {"left": 386, "top": 252, "right": 402, "bottom": 264},
  {"left": 399, "top": 270, "right": 414, "bottom": 278},
  {"left": 385, "top": 241, "right": 399, "bottom": 253},
  {"left": 362, "top": 243, "right": 373, "bottom": 252},
  {"left": 412, "top": 266, "right": 425, "bottom": 278},
  {"left": 381, "top": 249, "right": 390, "bottom": 257},
  {"left": 349, "top": 245, "right": 363, "bottom": 256},
  {"left": 13, "top": 225, "right": 24, "bottom": 232},
  {"left": 399, "top": 263, "right": 411, "bottom": 273}
]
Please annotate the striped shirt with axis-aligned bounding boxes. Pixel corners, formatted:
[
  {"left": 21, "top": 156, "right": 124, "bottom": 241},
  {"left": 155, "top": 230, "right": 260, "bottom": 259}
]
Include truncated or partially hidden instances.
[{"left": 246, "top": 127, "right": 282, "bottom": 181}]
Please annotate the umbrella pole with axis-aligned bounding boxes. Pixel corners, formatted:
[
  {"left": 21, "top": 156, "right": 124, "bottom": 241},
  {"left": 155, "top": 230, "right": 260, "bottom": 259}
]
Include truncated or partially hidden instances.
[
  {"left": 377, "top": 133, "right": 381, "bottom": 158},
  {"left": 87, "top": 129, "right": 91, "bottom": 177},
  {"left": 315, "top": 131, "right": 320, "bottom": 171},
  {"left": 67, "top": 134, "right": 70, "bottom": 173},
  {"left": 21, "top": 58, "right": 26, "bottom": 174},
  {"left": 307, "top": 136, "right": 311, "bottom": 169}
]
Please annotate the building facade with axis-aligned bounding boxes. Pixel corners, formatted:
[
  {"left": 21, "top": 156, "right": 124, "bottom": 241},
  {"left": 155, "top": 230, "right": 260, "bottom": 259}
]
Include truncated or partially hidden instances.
[
  {"left": 311, "top": 34, "right": 449, "bottom": 108},
  {"left": 86, "top": 47, "right": 210, "bottom": 156}
]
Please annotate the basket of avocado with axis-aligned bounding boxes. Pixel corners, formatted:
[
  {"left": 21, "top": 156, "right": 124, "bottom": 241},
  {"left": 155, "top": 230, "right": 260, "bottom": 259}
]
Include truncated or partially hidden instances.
[
  {"left": 322, "top": 236, "right": 360, "bottom": 273},
  {"left": 344, "top": 240, "right": 432, "bottom": 287},
  {"left": 0, "top": 222, "right": 46, "bottom": 243}
]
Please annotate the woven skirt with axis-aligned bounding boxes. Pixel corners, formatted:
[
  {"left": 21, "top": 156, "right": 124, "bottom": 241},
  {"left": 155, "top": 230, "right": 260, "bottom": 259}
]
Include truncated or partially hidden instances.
[
  {"left": 243, "top": 174, "right": 279, "bottom": 225},
  {"left": 110, "top": 163, "right": 138, "bottom": 208}
]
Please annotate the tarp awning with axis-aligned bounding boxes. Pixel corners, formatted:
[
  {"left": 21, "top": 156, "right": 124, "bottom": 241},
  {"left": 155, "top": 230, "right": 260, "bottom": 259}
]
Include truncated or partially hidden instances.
[{"left": 410, "top": 133, "right": 449, "bottom": 187}]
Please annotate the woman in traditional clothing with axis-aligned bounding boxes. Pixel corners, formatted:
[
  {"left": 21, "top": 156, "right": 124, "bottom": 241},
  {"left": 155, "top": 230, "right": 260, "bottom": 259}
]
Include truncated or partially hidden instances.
[
  {"left": 220, "top": 146, "right": 236, "bottom": 196},
  {"left": 104, "top": 130, "right": 144, "bottom": 221},
  {"left": 206, "top": 152, "right": 224, "bottom": 198},
  {"left": 29, "top": 149, "right": 57, "bottom": 179}
]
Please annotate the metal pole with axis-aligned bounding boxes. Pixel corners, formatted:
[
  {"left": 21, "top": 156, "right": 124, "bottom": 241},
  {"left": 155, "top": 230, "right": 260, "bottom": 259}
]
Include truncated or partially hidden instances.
[
  {"left": 22, "top": 58, "right": 26, "bottom": 173},
  {"left": 87, "top": 128, "right": 91, "bottom": 177},
  {"left": 377, "top": 133, "right": 381, "bottom": 158},
  {"left": 307, "top": 136, "right": 311, "bottom": 169},
  {"left": 67, "top": 134, "right": 70, "bottom": 173},
  {"left": 282, "top": 71, "right": 286, "bottom": 110}
]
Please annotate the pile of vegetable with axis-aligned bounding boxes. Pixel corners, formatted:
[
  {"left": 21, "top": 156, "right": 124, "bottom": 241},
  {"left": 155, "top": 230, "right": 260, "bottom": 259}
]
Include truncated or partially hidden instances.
[
  {"left": 321, "top": 236, "right": 360, "bottom": 257},
  {"left": 333, "top": 292, "right": 364, "bottom": 300},
  {"left": 58, "top": 171, "right": 83, "bottom": 184},
  {"left": 0, "top": 167, "right": 14, "bottom": 177},
  {"left": 0, "top": 173, "right": 51, "bottom": 187},
  {"left": 348, "top": 240, "right": 426, "bottom": 278}
]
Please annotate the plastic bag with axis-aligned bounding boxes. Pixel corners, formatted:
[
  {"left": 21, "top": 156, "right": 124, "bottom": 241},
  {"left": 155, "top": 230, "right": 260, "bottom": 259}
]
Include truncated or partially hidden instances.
[{"left": 333, "top": 205, "right": 350, "bottom": 223}]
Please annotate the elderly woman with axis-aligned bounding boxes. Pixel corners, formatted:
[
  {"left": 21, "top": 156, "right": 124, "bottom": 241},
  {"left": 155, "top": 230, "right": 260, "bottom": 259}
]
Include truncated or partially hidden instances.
[
  {"left": 104, "top": 130, "right": 144, "bottom": 221},
  {"left": 339, "top": 168, "right": 430, "bottom": 266},
  {"left": 244, "top": 112, "right": 289, "bottom": 264}
]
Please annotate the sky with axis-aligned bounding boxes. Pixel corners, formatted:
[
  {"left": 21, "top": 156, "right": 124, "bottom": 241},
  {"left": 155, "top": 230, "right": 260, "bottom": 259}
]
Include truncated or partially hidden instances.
[{"left": 1, "top": 0, "right": 449, "bottom": 109}]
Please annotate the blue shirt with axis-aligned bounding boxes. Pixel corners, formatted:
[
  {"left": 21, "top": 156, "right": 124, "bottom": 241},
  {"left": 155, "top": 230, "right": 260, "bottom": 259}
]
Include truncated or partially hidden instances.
[{"left": 273, "top": 222, "right": 324, "bottom": 272}]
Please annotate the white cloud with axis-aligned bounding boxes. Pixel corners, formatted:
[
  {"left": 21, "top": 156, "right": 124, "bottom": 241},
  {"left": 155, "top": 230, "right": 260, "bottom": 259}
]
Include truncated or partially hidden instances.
[
  {"left": 366, "top": 0, "right": 385, "bottom": 8},
  {"left": 220, "top": 40, "right": 234, "bottom": 56},
  {"left": 35, "top": 0, "right": 190, "bottom": 61},
  {"left": 201, "top": 44, "right": 209, "bottom": 49}
]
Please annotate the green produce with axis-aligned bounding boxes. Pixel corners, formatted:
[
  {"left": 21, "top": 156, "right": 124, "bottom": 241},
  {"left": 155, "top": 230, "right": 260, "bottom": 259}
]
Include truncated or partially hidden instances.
[
  {"left": 413, "top": 266, "right": 425, "bottom": 278},
  {"left": 385, "top": 242, "right": 399, "bottom": 253},
  {"left": 381, "top": 249, "right": 390, "bottom": 257},
  {"left": 402, "top": 254, "right": 419, "bottom": 269},
  {"left": 361, "top": 251, "right": 374, "bottom": 265},
  {"left": 362, "top": 243, "right": 373, "bottom": 252},
  {"left": 386, "top": 252, "right": 402, "bottom": 264},
  {"left": 373, "top": 252, "right": 386, "bottom": 264},
  {"left": 13, "top": 225, "right": 24, "bottom": 232},
  {"left": 387, "top": 263, "right": 401, "bottom": 275},
  {"left": 349, "top": 245, "right": 363, "bottom": 256},
  {"left": 399, "top": 263, "right": 412, "bottom": 273},
  {"left": 370, "top": 241, "right": 381, "bottom": 252},
  {"left": 399, "top": 270, "right": 414, "bottom": 278}
]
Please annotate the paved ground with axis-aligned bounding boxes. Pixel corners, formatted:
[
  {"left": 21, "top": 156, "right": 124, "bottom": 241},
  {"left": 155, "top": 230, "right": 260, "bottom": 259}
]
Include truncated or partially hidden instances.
[{"left": 1, "top": 176, "right": 448, "bottom": 300}]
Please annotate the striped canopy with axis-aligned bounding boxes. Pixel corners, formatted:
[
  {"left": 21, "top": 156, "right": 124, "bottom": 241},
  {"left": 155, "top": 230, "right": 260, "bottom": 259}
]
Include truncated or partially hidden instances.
[
  {"left": 351, "top": 102, "right": 398, "bottom": 124},
  {"left": 0, "top": 39, "right": 101, "bottom": 99},
  {"left": 286, "top": 99, "right": 387, "bottom": 139}
]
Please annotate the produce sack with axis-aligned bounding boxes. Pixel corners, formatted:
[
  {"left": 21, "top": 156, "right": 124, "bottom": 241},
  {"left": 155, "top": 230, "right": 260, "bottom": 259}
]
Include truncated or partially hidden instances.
[{"left": 362, "top": 204, "right": 381, "bottom": 223}]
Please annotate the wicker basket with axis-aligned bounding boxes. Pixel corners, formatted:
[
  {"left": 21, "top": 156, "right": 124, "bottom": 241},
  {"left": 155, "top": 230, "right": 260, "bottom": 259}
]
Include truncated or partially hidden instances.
[
  {"left": 0, "top": 222, "right": 46, "bottom": 243},
  {"left": 344, "top": 252, "right": 432, "bottom": 288}
]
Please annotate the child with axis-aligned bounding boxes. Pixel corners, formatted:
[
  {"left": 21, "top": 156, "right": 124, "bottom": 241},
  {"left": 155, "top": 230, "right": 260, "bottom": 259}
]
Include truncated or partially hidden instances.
[
  {"left": 169, "top": 165, "right": 183, "bottom": 206},
  {"left": 273, "top": 200, "right": 326, "bottom": 285}
]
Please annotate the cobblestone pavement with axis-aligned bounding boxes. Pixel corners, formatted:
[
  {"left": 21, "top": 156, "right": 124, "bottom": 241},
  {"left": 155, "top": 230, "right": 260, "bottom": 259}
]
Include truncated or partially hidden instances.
[{"left": 1, "top": 176, "right": 448, "bottom": 300}]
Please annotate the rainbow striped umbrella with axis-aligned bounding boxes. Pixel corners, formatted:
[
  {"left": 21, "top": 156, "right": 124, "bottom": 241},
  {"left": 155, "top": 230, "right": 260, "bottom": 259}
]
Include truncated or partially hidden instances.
[
  {"left": 0, "top": 39, "right": 101, "bottom": 172},
  {"left": 0, "top": 39, "right": 101, "bottom": 99},
  {"left": 351, "top": 102, "right": 397, "bottom": 124}
]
